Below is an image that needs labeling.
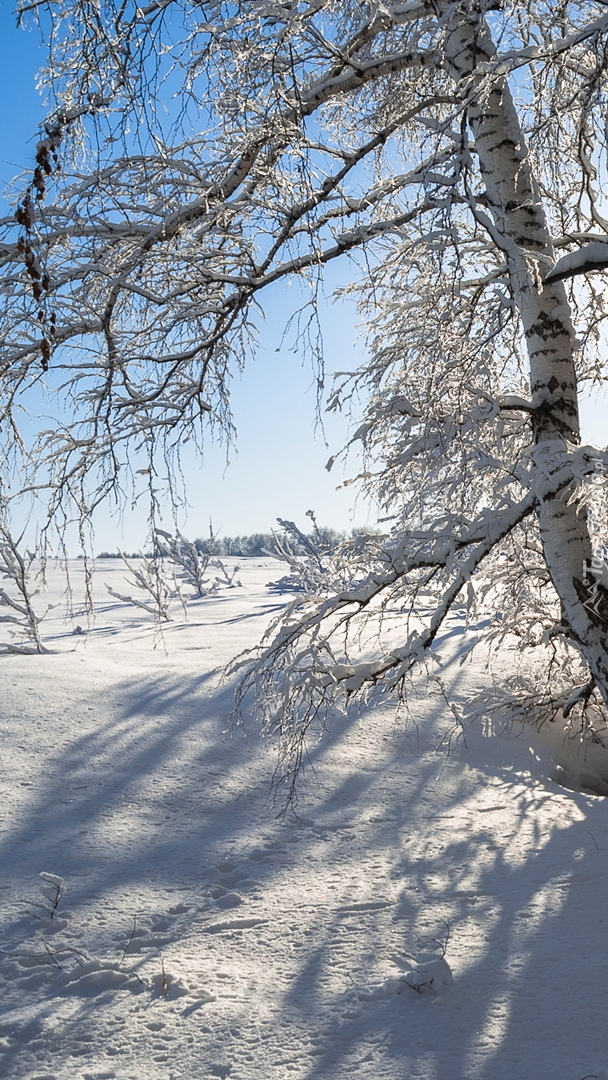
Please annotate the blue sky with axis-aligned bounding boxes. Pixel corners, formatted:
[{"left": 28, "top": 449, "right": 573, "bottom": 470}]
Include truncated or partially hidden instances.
[{"left": 0, "top": 5, "right": 606, "bottom": 553}]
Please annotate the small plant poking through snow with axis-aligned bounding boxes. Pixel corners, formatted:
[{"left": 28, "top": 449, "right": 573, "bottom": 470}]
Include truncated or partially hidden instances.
[
  {"left": 38, "top": 872, "right": 66, "bottom": 919},
  {"left": 265, "top": 515, "right": 330, "bottom": 593},
  {"left": 358, "top": 928, "right": 454, "bottom": 1002},
  {"left": 401, "top": 925, "right": 453, "bottom": 996},
  {"left": 367, "top": 927, "right": 454, "bottom": 1000},
  {"left": 17, "top": 872, "right": 67, "bottom": 921},
  {"left": 160, "top": 952, "right": 169, "bottom": 996},
  {"left": 265, "top": 511, "right": 363, "bottom": 594},
  {"left": 105, "top": 528, "right": 241, "bottom": 621},
  {"left": 5, "top": 874, "right": 203, "bottom": 998}
]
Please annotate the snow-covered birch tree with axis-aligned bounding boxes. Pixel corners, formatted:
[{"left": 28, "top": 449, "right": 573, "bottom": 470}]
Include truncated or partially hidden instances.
[{"left": 2, "top": 1, "right": 608, "bottom": 788}]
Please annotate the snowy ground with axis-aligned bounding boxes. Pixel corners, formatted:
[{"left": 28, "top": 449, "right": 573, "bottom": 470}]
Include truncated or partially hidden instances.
[{"left": 2, "top": 559, "right": 608, "bottom": 1080}]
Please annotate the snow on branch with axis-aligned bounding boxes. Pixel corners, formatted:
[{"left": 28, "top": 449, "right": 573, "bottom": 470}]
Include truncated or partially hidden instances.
[
  {"left": 0, "top": 0, "right": 464, "bottom": 510},
  {"left": 229, "top": 489, "right": 542, "bottom": 802},
  {"left": 4, "top": 0, "right": 608, "bottom": 783},
  {"left": 229, "top": 423, "right": 605, "bottom": 804},
  {"left": 545, "top": 243, "right": 608, "bottom": 283}
]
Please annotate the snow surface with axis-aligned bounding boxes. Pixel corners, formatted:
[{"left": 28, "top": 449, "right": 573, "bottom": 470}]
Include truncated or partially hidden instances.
[{"left": 2, "top": 558, "right": 608, "bottom": 1080}]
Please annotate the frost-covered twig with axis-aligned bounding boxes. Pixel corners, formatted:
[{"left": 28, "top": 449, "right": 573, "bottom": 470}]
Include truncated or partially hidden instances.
[
  {"left": 17, "top": 872, "right": 66, "bottom": 921},
  {"left": 118, "top": 915, "right": 138, "bottom": 969},
  {"left": 39, "top": 872, "right": 66, "bottom": 920}
]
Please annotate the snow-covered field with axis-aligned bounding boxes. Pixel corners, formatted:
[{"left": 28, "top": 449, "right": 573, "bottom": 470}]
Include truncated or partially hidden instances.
[{"left": 2, "top": 558, "right": 608, "bottom": 1080}]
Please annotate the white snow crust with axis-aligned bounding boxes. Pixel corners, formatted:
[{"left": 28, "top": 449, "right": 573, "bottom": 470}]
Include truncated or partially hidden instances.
[{"left": 1, "top": 559, "right": 608, "bottom": 1079}]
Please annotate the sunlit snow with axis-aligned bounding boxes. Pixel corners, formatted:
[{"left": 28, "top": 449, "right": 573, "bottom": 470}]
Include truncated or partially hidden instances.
[{"left": 1, "top": 559, "right": 608, "bottom": 1080}]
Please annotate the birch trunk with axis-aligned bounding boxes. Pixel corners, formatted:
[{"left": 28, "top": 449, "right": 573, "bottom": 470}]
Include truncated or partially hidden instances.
[{"left": 440, "top": 3, "right": 608, "bottom": 702}]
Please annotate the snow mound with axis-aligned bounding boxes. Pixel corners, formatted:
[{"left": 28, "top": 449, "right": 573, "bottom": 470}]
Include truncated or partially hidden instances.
[
  {"left": 57, "top": 960, "right": 144, "bottom": 997},
  {"left": 215, "top": 891, "right": 243, "bottom": 908},
  {"left": 358, "top": 954, "right": 454, "bottom": 1002},
  {"left": 403, "top": 953, "right": 454, "bottom": 996}
]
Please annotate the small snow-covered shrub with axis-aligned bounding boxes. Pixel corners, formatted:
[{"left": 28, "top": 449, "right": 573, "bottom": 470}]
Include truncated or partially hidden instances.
[
  {"left": 359, "top": 953, "right": 454, "bottom": 1002},
  {"left": 265, "top": 515, "right": 331, "bottom": 593},
  {"left": 105, "top": 552, "right": 176, "bottom": 621},
  {"left": 38, "top": 872, "right": 66, "bottom": 919},
  {"left": 0, "top": 525, "right": 51, "bottom": 653},
  {"left": 105, "top": 528, "right": 242, "bottom": 623},
  {"left": 154, "top": 525, "right": 241, "bottom": 599},
  {"left": 265, "top": 512, "right": 371, "bottom": 594}
]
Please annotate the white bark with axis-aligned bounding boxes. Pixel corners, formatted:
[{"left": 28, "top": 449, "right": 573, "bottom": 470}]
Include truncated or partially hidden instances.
[{"left": 439, "top": 2, "right": 608, "bottom": 704}]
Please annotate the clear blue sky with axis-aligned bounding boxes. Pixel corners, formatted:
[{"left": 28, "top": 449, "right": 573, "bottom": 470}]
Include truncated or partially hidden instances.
[{"left": 0, "top": 6, "right": 606, "bottom": 553}]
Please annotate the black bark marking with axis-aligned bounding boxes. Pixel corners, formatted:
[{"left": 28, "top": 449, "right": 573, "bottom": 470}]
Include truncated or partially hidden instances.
[
  {"left": 515, "top": 235, "right": 545, "bottom": 249},
  {"left": 526, "top": 311, "right": 571, "bottom": 339}
]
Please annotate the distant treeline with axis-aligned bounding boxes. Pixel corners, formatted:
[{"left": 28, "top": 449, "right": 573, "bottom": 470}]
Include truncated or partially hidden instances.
[
  {"left": 194, "top": 527, "right": 350, "bottom": 557},
  {"left": 97, "top": 526, "right": 380, "bottom": 561},
  {"left": 97, "top": 551, "right": 145, "bottom": 559}
]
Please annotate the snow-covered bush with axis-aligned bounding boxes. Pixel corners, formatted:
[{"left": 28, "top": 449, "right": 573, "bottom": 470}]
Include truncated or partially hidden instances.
[
  {"left": 105, "top": 529, "right": 242, "bottom": 622},
  {"left": 0, "top": 525, "right": 51, "bottom": 653},
  {"left": 105, "top": 553, "right": 176, "bottom": 622},
  {"left": 154, "top": 526, "right": 241, "bottom": 599},
  {"left": 360, "top": 947, "right": 454, "bottom": 1001},
  {"left": 38, "top": 872, "right": 67, "bottom": 920},
  {"left": 266, "top": 512, "right": 380, "bottom": 595},
  {"left": 266, "top": 517, "right": 331, "bottom": 594},
  {"left": 402, "top": 952, "right": 454, "bottom": 996}
]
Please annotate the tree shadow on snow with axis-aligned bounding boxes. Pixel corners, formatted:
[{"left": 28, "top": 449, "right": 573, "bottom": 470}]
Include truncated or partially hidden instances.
[
  {"left": 1, "top": 638, "right": 608, "bottom": 1080},
  {"left": 274, "top": 668, "right": 608, "bottom": 1080}
]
